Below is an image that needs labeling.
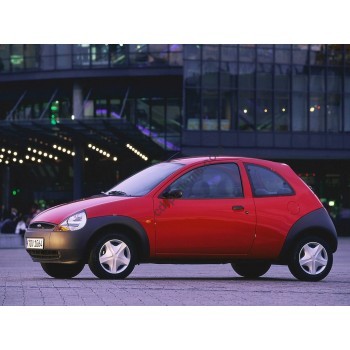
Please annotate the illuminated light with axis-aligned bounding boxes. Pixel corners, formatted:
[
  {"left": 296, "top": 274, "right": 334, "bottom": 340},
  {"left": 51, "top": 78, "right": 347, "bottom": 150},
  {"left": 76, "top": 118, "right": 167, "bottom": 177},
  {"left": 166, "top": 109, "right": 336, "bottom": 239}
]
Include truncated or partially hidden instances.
[
  {"left": 53, "top": 145, "right": 57, "bottom": 148},
  {"left": 72, "top": 152, "right": 75, "bottom": 156},
  {"left": 62, "top": 148, "right": 66, "bottom": 153},
  {"left": 38, "top": 151, "right": 42, "bottom": 155},
  {"left": 25, "top": 155, "right": 30, "bottom": 159},
  {"left": 264, "top": 108, "right": 268, "bottom": 113},
  {"left": 126, "top": 144, "right": 130, "bottom": 148},
  {"left": 92, "top": 146, "right": 96, "bottom": 150},
  {"left": 282, "top": 108, "right": 286, "bottom": 112},
  {"left": 85, "top": 157, "right": 89, "bottom": 161},
  {"left": 103, "top": 152, "right": 106, "bottom": 156},
  {"left": 31, "top": 157, "right": 35, "bottom": 161},
  {"left": 113, "top": 157, "right": 117, "bottom": 161},
  {"left": 54, "top": 156, "right": 58, "bottom": 160},
  {"left": 58, "top": 146, "right": 62, "bottom": 151},
  {"left": 144, "top": 157, "right": 148, "bottom": 161},
  {"left": 44, "top": 152, "right": 48, "bottom": 157},
  {"left": 99, "top": 150, "right": 103, "bottom": 154},
  {"left": 1, "top": 148, "right": 5, "bottom": 152},
  {"left": 33, "top": 149, "right": 37, "bottom": 153},
  {"left": 5, "top": 160, "right": 9, "bottom": 164},
  {"left": 14, "top": 152, "right": 17, "bottom": 156},
  {"left": 106, "top": 154, "right": 110, "bottom": 157},
  {"left": 88, "top": 144, "right": 92, "bottom": 148},
  {"left": 310, "top": 107, "right": 315, "bottom": 112},
  {"left": 38, "top": 159, "right": 41, "bottom": 163},
  {"left": 13, "top": 158, "right": 17, "bottom": 162},
  {"left": 243, "top": 109, "right": 248, "bottom": 114},
  {"left": 28, "top": 147, "right": 32, "bottom": 151},
  {"left": 0, "top": 159, "right": 2, "bottom": 163},
  {"left": 317, "top": 105, "right": 321, "bottom": 110},
  {"left": 67, "top": 150, "right": 71, "bottom": 154},
  {"left": 8, "top": 150, "right": 11, "bottom": 154},
  {"left": 96, "top": 148, "right": 100, "bottom": 152},
  {"left": 329, "top": 201, "right": 335, "bottom": 207},
  {"left": 0, "top": 154, "right": 3, "bottom": 158},
  {"left": 49, "top": 154, "right": 53, "bottom": 159},
  {"left": 71, "top": 115, "right": 75, "bottom": 120},
  {"left": 19, "top": 160, "right": 23, "bottom": 164}
]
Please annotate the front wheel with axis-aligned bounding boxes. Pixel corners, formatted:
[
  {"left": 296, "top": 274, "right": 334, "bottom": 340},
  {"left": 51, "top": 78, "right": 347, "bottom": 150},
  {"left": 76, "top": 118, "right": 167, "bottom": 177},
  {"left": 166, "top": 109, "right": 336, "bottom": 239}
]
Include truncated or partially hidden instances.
[
  {"left": 88, "top": 233, "right": 136, "bottom": 279},
  {"left": 288, "top": 236, "right": 333, "bottom": 282},
  {"left": 41, "top": 262, "right": 85, "bottom": 279},
  {"left": 231, "top": 261, "right": 271, "bottom": 278}
]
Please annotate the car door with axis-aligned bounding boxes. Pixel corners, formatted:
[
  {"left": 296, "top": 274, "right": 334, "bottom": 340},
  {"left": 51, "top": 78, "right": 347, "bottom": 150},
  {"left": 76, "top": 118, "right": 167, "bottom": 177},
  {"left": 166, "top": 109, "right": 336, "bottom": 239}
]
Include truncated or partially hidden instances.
[{"left": 153, "top": 162, "right": 256, "bottom": 257}]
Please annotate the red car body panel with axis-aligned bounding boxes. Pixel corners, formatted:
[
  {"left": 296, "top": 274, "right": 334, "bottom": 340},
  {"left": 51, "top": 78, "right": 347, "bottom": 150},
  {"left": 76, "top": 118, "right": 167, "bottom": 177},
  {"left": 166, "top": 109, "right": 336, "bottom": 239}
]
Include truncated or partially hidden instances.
[{"left": 29, "top": 156, "right": 326, "bottom": 261}]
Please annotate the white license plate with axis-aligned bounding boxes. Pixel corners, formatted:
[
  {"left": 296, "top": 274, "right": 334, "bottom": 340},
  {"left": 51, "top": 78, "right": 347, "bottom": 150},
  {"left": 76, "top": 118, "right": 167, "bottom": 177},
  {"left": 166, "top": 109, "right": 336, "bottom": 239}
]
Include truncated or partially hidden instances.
[{"left": 26, "top": 238, "right": 44, "bottom": 249}]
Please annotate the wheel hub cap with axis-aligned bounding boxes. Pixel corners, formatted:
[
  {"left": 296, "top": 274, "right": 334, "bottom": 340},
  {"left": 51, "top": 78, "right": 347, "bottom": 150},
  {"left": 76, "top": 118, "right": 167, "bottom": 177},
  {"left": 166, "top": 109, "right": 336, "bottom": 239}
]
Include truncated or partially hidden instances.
[
  {"left": 99, "top": 239, "right": 131, "bottom": 274},
  {"left": 299, "top": 242, "right": 328, "bottom": 275}
]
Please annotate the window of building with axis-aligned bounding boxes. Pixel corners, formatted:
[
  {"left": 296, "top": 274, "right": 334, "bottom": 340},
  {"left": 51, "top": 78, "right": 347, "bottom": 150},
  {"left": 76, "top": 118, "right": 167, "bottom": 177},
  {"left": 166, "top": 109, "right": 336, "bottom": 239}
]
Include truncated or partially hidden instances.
[
  {"left": 275, "top": 92, "right": 290, "bottom": 131},
  {"left": 256, "top": 91, "right": 272, "bottom": 131},
  {"left": 292, "top": 92, "right": 307, "bottom": 131},
  {"left": 238, "top": 90, "right": 255, "bottom": 131}
]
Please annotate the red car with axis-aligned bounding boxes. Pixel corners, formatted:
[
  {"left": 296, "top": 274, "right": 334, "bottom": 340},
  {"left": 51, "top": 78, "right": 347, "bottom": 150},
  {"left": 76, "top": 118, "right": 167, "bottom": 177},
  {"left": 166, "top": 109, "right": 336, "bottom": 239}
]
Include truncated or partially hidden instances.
[{"left": 25, "top": 156, "right": 337, "bottom": 281}]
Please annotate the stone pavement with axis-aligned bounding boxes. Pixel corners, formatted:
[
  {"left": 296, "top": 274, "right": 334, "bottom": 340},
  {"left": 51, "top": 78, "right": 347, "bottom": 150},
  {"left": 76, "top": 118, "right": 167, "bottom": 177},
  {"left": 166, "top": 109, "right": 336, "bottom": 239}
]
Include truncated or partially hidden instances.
[{"left": 1, "top": 238, "right": 350, "bottom": 306}]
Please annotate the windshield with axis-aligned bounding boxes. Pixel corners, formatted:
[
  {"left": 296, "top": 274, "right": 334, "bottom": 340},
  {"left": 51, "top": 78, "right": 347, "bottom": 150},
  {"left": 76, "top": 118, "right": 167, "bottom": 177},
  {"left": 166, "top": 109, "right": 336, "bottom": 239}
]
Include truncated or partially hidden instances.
[{"left": 106, "top": 162, "right": 184, "bottom": 196}]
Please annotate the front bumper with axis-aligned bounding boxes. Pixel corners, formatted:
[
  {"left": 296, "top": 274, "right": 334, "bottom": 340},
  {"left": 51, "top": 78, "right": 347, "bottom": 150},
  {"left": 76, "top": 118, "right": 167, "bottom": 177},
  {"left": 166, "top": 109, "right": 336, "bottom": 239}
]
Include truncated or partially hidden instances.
[{"left": 24, "top": 226, "right": 90, "bottom": 264}]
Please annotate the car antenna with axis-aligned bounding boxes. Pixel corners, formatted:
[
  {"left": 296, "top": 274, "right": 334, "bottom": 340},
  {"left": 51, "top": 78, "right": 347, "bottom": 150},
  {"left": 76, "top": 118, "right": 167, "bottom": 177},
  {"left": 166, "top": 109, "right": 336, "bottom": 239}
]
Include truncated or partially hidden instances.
[{"left": 165, "top": 151, "right": 181, "bottom": 162}]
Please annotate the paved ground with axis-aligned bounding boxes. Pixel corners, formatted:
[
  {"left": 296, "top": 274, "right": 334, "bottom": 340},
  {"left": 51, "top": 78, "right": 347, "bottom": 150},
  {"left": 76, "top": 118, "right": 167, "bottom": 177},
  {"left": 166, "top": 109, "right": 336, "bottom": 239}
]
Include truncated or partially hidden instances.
[{"left": 1, "top": 238, "right": 350, "bottom": 306}]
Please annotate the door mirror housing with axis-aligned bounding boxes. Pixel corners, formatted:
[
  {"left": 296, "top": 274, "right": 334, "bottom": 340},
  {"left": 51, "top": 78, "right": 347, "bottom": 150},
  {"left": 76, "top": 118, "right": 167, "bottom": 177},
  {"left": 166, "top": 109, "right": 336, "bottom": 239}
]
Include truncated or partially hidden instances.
[{"left": 162, "top": 189, "right": 183, "bottom": 199}]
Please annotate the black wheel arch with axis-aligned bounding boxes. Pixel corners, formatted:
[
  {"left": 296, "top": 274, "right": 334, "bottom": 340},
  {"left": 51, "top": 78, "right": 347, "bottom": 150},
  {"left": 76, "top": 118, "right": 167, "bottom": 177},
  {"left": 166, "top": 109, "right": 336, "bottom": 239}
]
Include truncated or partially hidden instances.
[
  {"left": 83, "top": 216, "right": 150, "bottom": 263},
  {"left": 278, "top": 207, "right": 338, "bottom": 264}
]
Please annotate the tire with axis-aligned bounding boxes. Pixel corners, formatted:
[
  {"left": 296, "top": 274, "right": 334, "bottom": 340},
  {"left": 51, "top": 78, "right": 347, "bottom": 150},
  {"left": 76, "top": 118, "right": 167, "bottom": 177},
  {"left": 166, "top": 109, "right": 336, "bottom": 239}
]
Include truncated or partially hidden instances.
[
  {"left": 231, "top": 261, "right": 271, "bottom": 278},
  {"left": 88, "top": 233, "right": 136, "bottom": 279},
  {"left": 41, "top": 262, "right": 85, "bottom": 279},
  {"left": 288, "top": 235, "right": 333, "bottom": 282}
]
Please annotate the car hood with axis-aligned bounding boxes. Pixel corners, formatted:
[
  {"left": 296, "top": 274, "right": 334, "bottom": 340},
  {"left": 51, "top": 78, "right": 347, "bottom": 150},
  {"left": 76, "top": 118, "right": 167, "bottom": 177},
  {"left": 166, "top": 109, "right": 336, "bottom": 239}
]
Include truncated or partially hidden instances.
[{"left": 31, "top": 195, "right": 132, "bottom": 225}]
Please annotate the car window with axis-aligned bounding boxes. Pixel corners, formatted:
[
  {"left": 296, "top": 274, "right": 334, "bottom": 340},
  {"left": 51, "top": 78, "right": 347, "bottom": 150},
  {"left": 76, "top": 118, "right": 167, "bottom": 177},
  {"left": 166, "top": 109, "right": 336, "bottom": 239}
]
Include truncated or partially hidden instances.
[
  {"left": 108, "top": 162, "right": 184, "bottom": 196},
  {"left": 166, "top": 163, "right": 243, "bottom": 199},
  {"left": 246, "top": 163, "right": 294, "bottom": 197}
]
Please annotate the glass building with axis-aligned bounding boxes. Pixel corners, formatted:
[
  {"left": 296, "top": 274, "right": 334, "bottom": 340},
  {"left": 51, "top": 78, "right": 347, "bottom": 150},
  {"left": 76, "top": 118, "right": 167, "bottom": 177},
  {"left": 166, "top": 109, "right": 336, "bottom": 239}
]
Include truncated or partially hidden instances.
[{"left": 1, "top": 44, "right": 350, "bottom": 232}]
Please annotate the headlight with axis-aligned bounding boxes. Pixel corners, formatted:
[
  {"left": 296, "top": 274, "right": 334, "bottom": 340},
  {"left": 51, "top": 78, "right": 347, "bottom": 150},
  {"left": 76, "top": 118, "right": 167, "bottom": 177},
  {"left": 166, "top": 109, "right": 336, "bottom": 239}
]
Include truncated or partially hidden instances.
[{"left": 54, "top": 210, "right": 87, "bottom": 232}]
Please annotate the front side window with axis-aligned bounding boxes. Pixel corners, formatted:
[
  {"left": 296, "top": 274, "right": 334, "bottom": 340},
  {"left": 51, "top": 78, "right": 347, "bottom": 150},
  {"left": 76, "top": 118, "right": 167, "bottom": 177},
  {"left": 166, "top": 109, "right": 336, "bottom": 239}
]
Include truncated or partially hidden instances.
[
  {"left": 166, "top": 163, "right": 243, "bottom": 199},
  {"left": 246, "top": 163, "right": 294, "bottom": 197}
]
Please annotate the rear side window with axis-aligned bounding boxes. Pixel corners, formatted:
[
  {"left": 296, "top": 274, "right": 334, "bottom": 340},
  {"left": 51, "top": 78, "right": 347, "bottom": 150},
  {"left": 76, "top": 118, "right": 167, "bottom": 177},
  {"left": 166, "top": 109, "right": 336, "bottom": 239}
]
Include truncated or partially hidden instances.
[{"left": 246, "top": 163, "right": 295, "bottom": 197}]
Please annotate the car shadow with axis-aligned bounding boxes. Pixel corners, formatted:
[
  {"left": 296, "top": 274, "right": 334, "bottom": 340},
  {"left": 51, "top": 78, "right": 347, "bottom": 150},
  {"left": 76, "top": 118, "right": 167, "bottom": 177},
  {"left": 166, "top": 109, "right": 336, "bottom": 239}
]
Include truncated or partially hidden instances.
[{"left": 63, "top": 276, "right": 298, "bottom": 282}]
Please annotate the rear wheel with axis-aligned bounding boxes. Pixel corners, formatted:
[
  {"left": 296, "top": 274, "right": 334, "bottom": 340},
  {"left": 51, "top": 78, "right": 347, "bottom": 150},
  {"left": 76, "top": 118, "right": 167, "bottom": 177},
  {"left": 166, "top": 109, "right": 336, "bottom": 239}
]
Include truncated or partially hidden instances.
[
  {"left": 231, "top": 261, "right": 271, "bottom": 278},
  {"left": 88, "top": 233, "right": 136, "bottom": 279},
  {"left": 288, "top": 236, "right": 333, "bottom": 281},
  {"left": 41, "top": 262, "right": 85, "bottom": 279}
]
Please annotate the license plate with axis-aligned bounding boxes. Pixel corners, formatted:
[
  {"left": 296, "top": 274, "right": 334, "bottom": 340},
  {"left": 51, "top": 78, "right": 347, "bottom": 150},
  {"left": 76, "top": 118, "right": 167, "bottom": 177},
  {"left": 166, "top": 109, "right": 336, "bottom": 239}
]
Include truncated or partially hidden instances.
[{"left": 26, "top": 238, "right": 44, "bottom": 249}]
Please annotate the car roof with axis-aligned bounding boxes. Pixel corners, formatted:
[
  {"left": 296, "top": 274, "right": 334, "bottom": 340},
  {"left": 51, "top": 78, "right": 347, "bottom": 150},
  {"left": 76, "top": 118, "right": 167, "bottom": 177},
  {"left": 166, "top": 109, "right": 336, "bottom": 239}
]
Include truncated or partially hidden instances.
[{"left": 169, "top": 156, "right": 286, "bottom": 167}]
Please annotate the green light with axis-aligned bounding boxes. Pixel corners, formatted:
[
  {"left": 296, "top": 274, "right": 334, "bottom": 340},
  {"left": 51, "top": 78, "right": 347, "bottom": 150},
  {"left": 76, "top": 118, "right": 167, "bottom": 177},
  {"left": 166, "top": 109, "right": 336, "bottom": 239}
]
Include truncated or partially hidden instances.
[
  {"left": 50, "top": 106, "right": 58, "bottom": 111},
  {"left": 12, "top": 190, "right": 17, "bottom": 196}
]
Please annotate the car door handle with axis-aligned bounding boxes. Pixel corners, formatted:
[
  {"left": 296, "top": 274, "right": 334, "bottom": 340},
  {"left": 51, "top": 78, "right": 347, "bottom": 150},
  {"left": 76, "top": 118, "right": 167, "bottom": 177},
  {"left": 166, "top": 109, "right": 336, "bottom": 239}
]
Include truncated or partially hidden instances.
[{"left": 232, "top": 205, "right": 244, "bottom": 211}]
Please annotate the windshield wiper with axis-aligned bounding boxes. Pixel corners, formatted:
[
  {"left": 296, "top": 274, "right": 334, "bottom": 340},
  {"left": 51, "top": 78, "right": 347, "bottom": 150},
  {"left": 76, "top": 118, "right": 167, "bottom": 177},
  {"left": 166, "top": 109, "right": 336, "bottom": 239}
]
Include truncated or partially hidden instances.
[{"left": 102, "top": 190, "right": 129, "bottom": 196}]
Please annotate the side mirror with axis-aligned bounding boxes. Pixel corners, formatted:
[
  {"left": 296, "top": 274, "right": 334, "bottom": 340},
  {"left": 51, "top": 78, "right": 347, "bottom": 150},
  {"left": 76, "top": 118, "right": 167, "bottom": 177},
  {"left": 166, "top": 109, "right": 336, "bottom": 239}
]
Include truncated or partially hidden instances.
[{"left": 162, "top": 189, "right": 183, "bottom": 199}]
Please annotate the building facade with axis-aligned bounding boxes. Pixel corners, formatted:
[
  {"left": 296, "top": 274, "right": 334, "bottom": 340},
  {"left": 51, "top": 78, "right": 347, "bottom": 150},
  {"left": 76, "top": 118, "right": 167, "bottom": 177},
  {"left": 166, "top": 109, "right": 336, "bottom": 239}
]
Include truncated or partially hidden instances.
[{"left": 1, "top": 44, "right": 350, "bottom": 231}]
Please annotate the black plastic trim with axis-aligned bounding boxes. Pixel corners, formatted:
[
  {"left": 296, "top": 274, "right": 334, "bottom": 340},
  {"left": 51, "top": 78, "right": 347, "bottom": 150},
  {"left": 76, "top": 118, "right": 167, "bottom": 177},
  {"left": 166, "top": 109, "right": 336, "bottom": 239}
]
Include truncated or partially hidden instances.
[
  {"left": 85, "top": 216, "right": 150, "bottom": 260},
  {"left": 278, "top": 207, "right": 338, "bottom": 263}
]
